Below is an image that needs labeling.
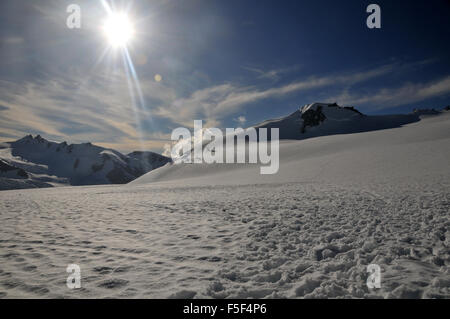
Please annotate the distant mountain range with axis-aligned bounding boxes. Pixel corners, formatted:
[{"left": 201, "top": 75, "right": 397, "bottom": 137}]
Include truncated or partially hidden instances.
[
  {"left": 0, "top": 135, "right": 171, "bottom": 190},
  {"left": 1, "top": 103, "right": 448, "bottom": 191}
]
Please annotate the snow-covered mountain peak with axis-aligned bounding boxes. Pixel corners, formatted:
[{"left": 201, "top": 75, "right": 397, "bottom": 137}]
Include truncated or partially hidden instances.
[
  {"left": 300, "top": 102, "right": 330, "bottom": 113},
  {"left": 255, "top": 102, "right": 422, "bottom": 140},
  {"left": 0, "top": 135, "right": 171, "bottom": 190}
]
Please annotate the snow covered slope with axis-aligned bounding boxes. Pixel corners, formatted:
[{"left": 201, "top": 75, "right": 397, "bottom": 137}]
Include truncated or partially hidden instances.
[
  {"left": 132, "top": 108, "right": 449, "bottom": 186},
  {"left": 0, "top": 112, "right": 448, "bottom": 298},
  {"left": 0, "top": 135, "right": 171, "bottom": 190}
]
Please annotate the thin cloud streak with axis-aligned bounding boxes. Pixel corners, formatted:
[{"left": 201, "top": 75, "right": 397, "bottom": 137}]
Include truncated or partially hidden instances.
[
  {"left": 242, "top": 65, "right": 302, "bottom": 81},
  {"left": 154, "top": 63, "right": 398, "bottom": 125},
  {"left": 1, "top": 60, "right": 448, "bottom": 153},
  {"left": 0, "top": 71, "right": 174, "bottom": 152},
  {"left": 327, "top": 76, "right": 450, "bottom": 110}
]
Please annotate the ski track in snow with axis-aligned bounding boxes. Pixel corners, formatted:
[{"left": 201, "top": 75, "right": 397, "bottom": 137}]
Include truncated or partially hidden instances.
[{"left": 0, "top": 179, "right": 448, "bottom": 299}]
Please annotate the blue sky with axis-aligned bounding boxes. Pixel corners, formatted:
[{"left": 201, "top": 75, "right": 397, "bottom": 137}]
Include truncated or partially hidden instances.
[{"left": 0, "top": 0, "right": 449, "bottom": 152}]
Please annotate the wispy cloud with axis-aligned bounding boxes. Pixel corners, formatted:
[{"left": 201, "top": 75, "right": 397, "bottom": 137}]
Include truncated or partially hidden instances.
[
  {"left": 242, "top": 65, "right": 301, "bottom": 81},
  {"left": 0, "top": 70, "right": 174, "bottom": 152},
  {"left": 1, "top": 58, "right": 447, "bottom": 154},
  {"left": 327, "top": 76, "right": 450, "bottom": 110},
  {"left": 2, "top": 37, "right": 24, "bottom": 45},
  {"left": 234, "top": 115, "right": 246, "bottom": 125},
  {"left": 154, "top": 62, "right": 397, "bottom": 126}
]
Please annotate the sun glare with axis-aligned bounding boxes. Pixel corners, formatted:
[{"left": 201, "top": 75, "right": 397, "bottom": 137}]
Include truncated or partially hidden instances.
[{"left": 103, "top": 12, "right": 134, "bottom": 48}]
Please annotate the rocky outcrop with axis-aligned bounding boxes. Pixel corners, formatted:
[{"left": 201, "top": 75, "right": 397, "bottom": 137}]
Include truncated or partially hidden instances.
[
  {"left": 301, "top": 104, "right": 327, "bottom": 133},
  {"left": 0, "top": 159, "right": 28, "bottom": 179}
]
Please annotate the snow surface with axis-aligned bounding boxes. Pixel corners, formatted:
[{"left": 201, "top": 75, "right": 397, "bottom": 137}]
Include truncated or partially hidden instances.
[{"left": 0, "top": 112, "right": 448, "bottom": 298}]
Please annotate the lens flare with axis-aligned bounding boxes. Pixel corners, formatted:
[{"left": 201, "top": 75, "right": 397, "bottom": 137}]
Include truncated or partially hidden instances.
[{"left": 99, "top": 1, "right": 152, "bottom": 152}]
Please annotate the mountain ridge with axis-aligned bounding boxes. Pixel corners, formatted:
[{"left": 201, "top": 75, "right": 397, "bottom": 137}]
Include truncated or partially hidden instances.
[
  {"left": 253, "top": 102, "right": 450, "bottom": 140},
  {"left": 0, "top": 135, "right": 171, "bottom": 190},
  {"left": 1, "top": 103, "right": 448, "bottom": 191}
]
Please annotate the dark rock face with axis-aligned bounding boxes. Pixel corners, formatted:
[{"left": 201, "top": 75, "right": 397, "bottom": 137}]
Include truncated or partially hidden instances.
[
  {"left": 0, "top": 159, "right": 15, "bottom": 172},
  {"left": 0, "top": 159, "right": 28, "bottom": 179},
  {"left": 412, "top": 108, "right": 440, "bottom": 115},
  {"left": 16, "top": 169, "right": 28, "bottom": 178},
  {"left": 106, "top": 167, "right": 132, "bottom": 184},
  {"left": 91, "top": 162, "right": 104, "bottom": 172},
  {"left": 127, "top": 151, "right": 172, "bottom": 175},
  {"left": 301, "top": 105, "right": 327, "bottom": 133},
  {"left": 344, "top": 106, "right": 364, "bottom": 116}
]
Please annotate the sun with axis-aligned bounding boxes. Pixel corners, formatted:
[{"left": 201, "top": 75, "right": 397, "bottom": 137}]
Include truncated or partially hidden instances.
[{"left": 102, "top": 12, "right": 135, "bottom": 48}]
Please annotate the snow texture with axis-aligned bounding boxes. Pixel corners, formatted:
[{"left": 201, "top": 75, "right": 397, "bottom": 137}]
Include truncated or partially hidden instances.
[{"left": 0, "top": 111, "right": 448, "bottom": 298}]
